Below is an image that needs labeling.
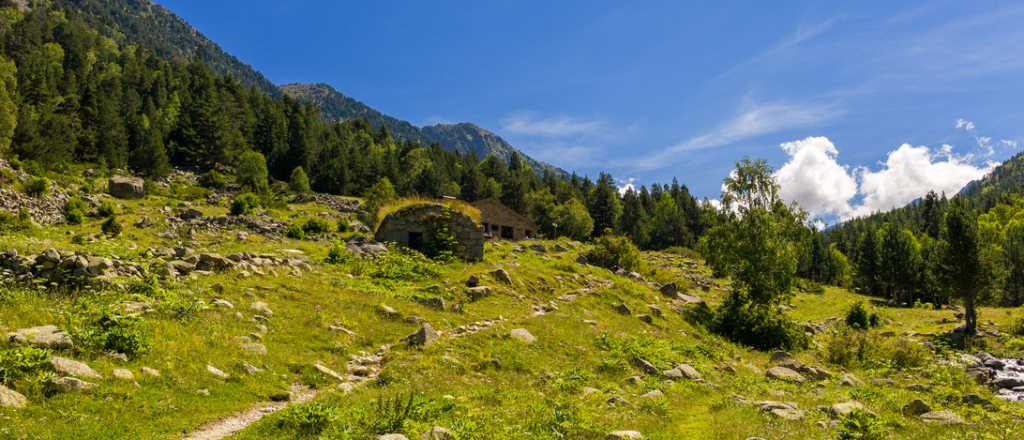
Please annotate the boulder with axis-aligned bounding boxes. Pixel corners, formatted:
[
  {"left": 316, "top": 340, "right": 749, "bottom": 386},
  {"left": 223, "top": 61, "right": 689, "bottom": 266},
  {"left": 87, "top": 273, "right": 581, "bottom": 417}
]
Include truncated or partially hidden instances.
[
  {"left": 406, "top": 323, "right": 439, "bottom": 347},
  {"left": 249, "top": 301, "right": 274, "bottom": 317},
  {"left": 242, "top": 342, "right": 268, "bottom": 356},
  {"left": 197, "top": 253, "right": 234, "bottom": 272},
  {"left": 108, "top": 175, "right": 145, "bottom": 199},
  {"left": 9, "top": 325, "right": 73, "bottom": 349},
  {"left": 467, "top": 286, "right": 493, "bottom": 301},
  {"left": 637, "top": 314, "right": 654, "bottom": 324},
  {"left": 491, "top": 268, "right": 513, "bottom": 284},
  {"left": 641, "top": 389, "right": 664, "bottom": 399},
  {"left": 206, "top": 364, "right": 230, "bottom": 380},
  {"left": 47, "top": 377, "right": 97, "bottom": 393},
  {"left": 141, "top": 367, "right": 161, "bottom": 377},
  {"left": 112, "top": 368, "right": 135, "bottom": 381},
  {"left": 676, "top": 364, "right": 703, "bottom": 381},
  {"left": 0, "top": 384, "right": 27, "bottom": 408},
  {"left": 902, "top": 399, "right": 931, "bottom": 416},
  {"left": 50, "top": 356, "right": 101, "bottom": 379},
  {"left": 606, "top": 431, "right": 644, "bottom": 440},
  {"left": 766, "top": 366, "right": 805, "bottom": 383},
  {"left": 659, "top": 283, "right": 679, "bottom": 297},
  {"left": 920, "top": 410, "right": 964, "bottom": 424},
  {"left": 755, "top": 401, "right": 805, "bottom": 420},
  {"left": 313, "top": 363, "right": 345, "bottom": 382},
  {"left": 634, "top": 358, "right": 658, "bottom": 375},
  {"left": 466, "top": 275, "right": 480, "bottom": 288},
  {"left": 839, "top": 373, "right": 864, "bottom": 387},
  {"left": 828, "top": 401, "right": 866, "bottom": 418},
  {"left": 421, "top": 426, "right": 455, "bottom": 440},
  {"left": 510, "top": 328, "right": 536, "bottom": 344}
]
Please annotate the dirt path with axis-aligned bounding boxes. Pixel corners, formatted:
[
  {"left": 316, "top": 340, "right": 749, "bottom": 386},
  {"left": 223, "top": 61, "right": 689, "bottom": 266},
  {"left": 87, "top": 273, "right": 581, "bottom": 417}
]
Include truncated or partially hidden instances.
[{"left": 182, "top": 292, "right": 586, "bottom": 439}]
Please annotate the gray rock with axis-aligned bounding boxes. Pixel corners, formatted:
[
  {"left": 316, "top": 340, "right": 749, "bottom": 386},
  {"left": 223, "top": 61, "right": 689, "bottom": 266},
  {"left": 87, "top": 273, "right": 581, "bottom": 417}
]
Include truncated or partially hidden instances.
[
  {"left": 242, "top": 342, "right": 268, "bottom": 356},
  {"left": 676, "top": 364, "right": 703, "bottom": 381},
  {"left": 376, "top": 304, "right": 401, "bottom": 319},
  {"left": 212, "top": 299, "right": 235, "bottom": 309},
  {"left": 47, "top": 377, "right": 97, "bottom": 393},
  {"left": 640, "top": 389, "right": 664, "bottom": 399},
  {"left": 839, "top": 373, "right": 864, "bottom": 387},
  {"left": 491, "top": 268, "right": 513, "bottom": 284},
  {"left": 634, "top": 358, "right": 658, "bottom": 375},
  {"left": 421, "top": 426, "right": 455, "bottom": 440},
  {"left": 466, "top": 275, "right": 480, "bottom": 288},
  {"left": 828, "top": 401, "right": 866, "bottom": 418},
  {"left": 614, "top": 303, "right": 632, "bottom": 315},
  {"left": 769, "top": 351, "right": 793, "bottom": 363},
  {"left": 313, "top": 363, "right": 345, "bottom": 382},
  {"left": 50, "top": 356, "right": 101, "bottom": 379},
  {"left": 920, "top": 410, "right": 964, "bottom": 424},
  {"left": 606, "top": 430, "right": 644, "bottom": 439},
  {"left": 378, "top": 435, "right": 409, "bottom": 440},
  {"left": 141, "top": 367, "right": 161, "bottom": 377},
  {"left": 755, "top": 401, "right": 805, "bottom": 420},
  {"left": 467, "top": 286, "right": 493, "bottom": 301},
  {"left": 766, "top": 366, "right": 805, "bottom": 383},
  {"left": 112, "top": 368, "right": 134, "bottom": 381},
  {"left": 206, "top": 364, "right": 230, "bottom": 380},
  {"left": 108, "top": 175, "right": 145, "bottom": 199},
  {"left": 249, "top": 301, "right": 273, "bottom": 317},
  {"left": 414, "top": 296, "right": 446, "bottom": 310},
  {"left": 510, "top": 328, "right": 536, "bottom": 344},
  {"left": 902, "top": 399, "right": 931, "bottom": 416},
  {"left": 659, "top": 283, "right": 679, "bottom": 297},
  {"left": 406, "top": 323, "right": 439, "bottom": 347},
  {"left": 9, "top": 325, "right": 73, "bottom": 349},
  {"left": 0, "top": 384, "right": 27, "bottom": 408},
  {"left": 637, "top": 314, "right": 653, "bottom": 324}
]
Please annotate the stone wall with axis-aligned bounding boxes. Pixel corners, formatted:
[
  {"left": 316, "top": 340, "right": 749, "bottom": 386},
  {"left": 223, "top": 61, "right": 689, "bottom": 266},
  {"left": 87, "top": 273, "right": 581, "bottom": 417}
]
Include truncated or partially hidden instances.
[
  {"left": 375, "top": 204, "right": 484, "bottom": 261},
  {"left": 473, "top": 198, "right": 537, "bottom": 241}
]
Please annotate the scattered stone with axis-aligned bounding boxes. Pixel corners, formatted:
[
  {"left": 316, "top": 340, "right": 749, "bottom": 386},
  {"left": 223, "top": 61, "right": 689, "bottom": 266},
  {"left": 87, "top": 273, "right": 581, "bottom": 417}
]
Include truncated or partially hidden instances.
[
  {"left": 50, "top": 356, "right": 101, "bottom": 379},
  {"left": 141, "top": 367, "right": 161, "bottom": 377},
  {"left": 606, "top": 431, "right": 644, "bottom": 440},
  {"left": 466, "top": 275, "right": 480, "bottom": 288},
  {"left": 606, "top": 395, "right": 630, "bottom": 406},
  {"left": 828, "top": 401, "right": 866, "bottom": 418},
  {"left": 641, "top": 389, "right": 664, "bottom": 399},
  {"left": 902, "top": 399, "right": 931, "bottom": 416},
  {"left": 242, "top": 342, "right": 268, "bottom": 356},
  {"left": 906, "top": 383, "right": 932, "bottom": 392},
  {"left": 581, "top": 387, "right": 600, "bottom": 396},
  {"left": 637, "top": 314, "right": 653, "bottom": 324},
  {"left": 510, "top": 328, "right": 536, "bottom": 344},
  {"left": 406, "top": 323, "right": 439, "bottom": 347},
  {"left": 614, "top": 303, "right": 632, "bottom": 315},
  {"left": 675, "top": 364, "right": 703, "bottom": 381},
  {"left": 755, "top": 401, "right": 805, "bottom": 420},
  {"left": 206, "top": 364, "right": 229, "bottom": 380},
  {"left": 248, "top": 301, "right": 273, "bottom": 317},
  {"left": 421, "top": 426, "right": 455, "bottom": 440},
  {"left": 839, "top": 373, "right": 864, "bottom": 387},
  {"left": 0, "top": 384, "right": 27, "bottom": 408},
  {"left": 962, "top": 394, "right": 995, "bottom": 409},
  {"left": 9, "top": 325, "right": 73, "bottom": 349},
  {"left": 634, "top": 358, "right": 658, "bottom": 375},
  {"left": 491, "top": 268, "right": 513, "bottom": 284},
  {"left": 770, "top": 351, "right": 793, "bottom": 364},
  {"left": 47, "top": 377, "right": 97, "bottom": 393},
  {"left": 329, "top": 325, "right": 356, "bottom": 336},
  {"left": 108, "top": 175, "right": 145, "bottom": 199},
  {"left": 196, "top": 389, "right": 211, "bottom": 397},
  {"left": 677, "top": 293, "right": 704, "bottom": 304},
  {"left": 659, "top": 282, "right": 679, "bottom": 297},
  {"left": 242, "top": 363, "right": 264, "bottom": 374},
  {"left": 648, "top": 305, "right": 663, "bottom": 318},
  {"left": 112, "top": 369, "right": 134, "bottom": 381},
  {"left": 766, "top": 366, "right": 805, "bottom": 383},
  {"left": 212, "top": 299, "right": 234, "bottom": 309},
  {"left": 467, "top": 286, "right": 493, "bottom": 301},
  {"left": 415, "top": 296, "right": 446, "bottom": 310},
  {"left": 378, "top": 435, "right": 409, "bottom": 440},
  {"left": 376, "top": 304, "right": 401, "bottom": 319},
  {"left": 920, "top": 410, "right": 964, "bottom": 424}
]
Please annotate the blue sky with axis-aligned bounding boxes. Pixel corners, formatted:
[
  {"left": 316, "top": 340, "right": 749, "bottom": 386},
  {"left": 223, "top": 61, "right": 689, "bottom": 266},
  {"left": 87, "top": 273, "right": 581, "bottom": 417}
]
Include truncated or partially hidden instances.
[{"left": 161, "top": 0, "right": 1024, "bottom": 222}]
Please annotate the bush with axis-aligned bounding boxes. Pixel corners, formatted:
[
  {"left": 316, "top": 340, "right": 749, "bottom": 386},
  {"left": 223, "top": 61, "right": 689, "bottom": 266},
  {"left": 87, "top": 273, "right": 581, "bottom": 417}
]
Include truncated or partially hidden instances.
[
  {"left": 63, "top": 198, "right": 87, "bottom": 224},
  {"left": 712, "top": 293, "right": 807, "bottom": 351},
  {"left": 584, "top": 233, "right": 642, "bottom": 272},
  {"left": 230, "top": 192, "right": 261, "bottom": 216},
  {"left": 199, "top": 170, "right": 228, "bottom": 189},
  {"left": 276, "top": 402, "right": 337, "bottom": 436},
  {"left": 837, "top": 410, "right": 886, "bottom": 440},
  {"left": 1009, "top": 318, "right": 1024, "bottom": 336},
  {"left": 302, "top": 217, "right": 334, "bottom": 235},
  {"left": 236, "top": 151, "right": 269, "bottom": 192},
  {"left": 0, "top": 209, "right": 33, "bottom": 233},
  {"left": 285, "top": 223, "right": 305, "bottom": 240},
  {"left": 95, "top": 314, "right": 150, "bottom": 357},
  {"left": 289, "top": 166, "right": 311, "bottom": 194},
  {"left": 0, "top": 346, "right": 51, "bottom": 384},
  {"left": 101, "top": 216, "right": 122, "bottom": 237},
  {"left": 24, "top": 177, "right": 48, "bottom": 197},
  {"left": 819, "top": 325, "right": 930, "bottom": 369},
  {"left": 97, "top": 201, "right": 116, "bottom": 217},
  {"left": 325, "top": 241, "right": 354, "bottom": 264},
  {"left": 845, "top": 301, "right": 880, "bottom": 330}
]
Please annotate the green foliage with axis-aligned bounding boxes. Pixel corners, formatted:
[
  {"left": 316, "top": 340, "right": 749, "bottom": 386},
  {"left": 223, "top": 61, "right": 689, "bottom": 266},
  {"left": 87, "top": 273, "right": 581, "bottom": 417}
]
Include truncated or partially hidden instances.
[
  {"left": 552, "top": 198, "right": 594, "bottom": 241},
  {"left": 101, "top": 215, "right": 122, "bottom": 236},
  {"left": 369, "top": 249, "right": 440, "bottom": 281},
  {"left": 423, "top": 212, "right": 459, "bottom": 261},
  {"left": 289, "top": 166, "right": 311, "bottom": 194},
  {"left": 0, "top": 346, "right": 50, "bottom": 385},
  {"left": 0, "top": 208, "right": 33, "bottom": 233},
  {"left": 819, "top": 325, "right": 930, "bottom": 370},
  {"left": 63, "top": 197, "right": 87, "bottom": 224},
  {"left": 845, "top": 302, "right": 879, "bottom": 330},
  {"left": 584, "top": 233, "right": 642, "bottom": 272},
  {"left": 236, "top": 151, "right": 269, "bottom": 192},
  {"left": 199, "top": 170, "right": 228, "bottom": 189},
  {"left": 363, "top": 177, "right": 397, "bottom": 225},
  {"left": 276, "top": 403, "right": 337, "bottom": 436},
  {"left": 97, "top": 201, "right": 116, "bottom": 217},
  {"left": 837, "top": 410, "right": 886, "bottom": 440},
  {"left": 364, "top": 392, "right": 417, "bottom": 434},
  {"left": 75, "top": 312, "right": 151, "bottom": 358},
  {"left": 24, "top": 176, "right": 48, "bottom": 197},
  {"left": 711, "top": 294, "right": 807, "bottom": 351},
  {"left": 301, "top": 217, "right": 333, "bottom": 235},
  {"left": 285, "top": 223, "right": 305, "bottom": 240},
  {"left": 943, "top": 206, "right": 984, "bottom": 334},
  {"left": 325, "top": 241, "right": 354, "bottom": 264},
  {"left": 230, "top": 192, "right": 261, "bottom": 216}
]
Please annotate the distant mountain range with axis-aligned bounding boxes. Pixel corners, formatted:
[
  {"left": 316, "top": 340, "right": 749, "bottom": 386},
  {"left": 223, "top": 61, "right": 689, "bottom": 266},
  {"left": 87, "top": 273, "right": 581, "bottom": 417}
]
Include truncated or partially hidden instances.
[{"left": 50, "top": 0, "right": 560, "bottom": 175}]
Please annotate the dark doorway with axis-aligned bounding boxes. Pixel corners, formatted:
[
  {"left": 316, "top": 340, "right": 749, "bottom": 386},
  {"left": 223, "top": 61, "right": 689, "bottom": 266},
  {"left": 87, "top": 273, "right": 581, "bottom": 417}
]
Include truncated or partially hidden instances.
[
  {"left": 408, "top": 231, "right": 425, "bottom": 251},
  {"left": 500, "top": 225, "right": 514, "bottom": 240}
]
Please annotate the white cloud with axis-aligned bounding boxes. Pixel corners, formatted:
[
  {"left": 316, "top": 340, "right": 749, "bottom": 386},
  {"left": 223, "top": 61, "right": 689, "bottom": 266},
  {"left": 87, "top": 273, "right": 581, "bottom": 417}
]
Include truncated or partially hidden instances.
[
  {"left": 770, "top": 136, "right": 997, "bottom": 221},
  {"left": 956, "top": 118, "right": 976, "bottom": 131},
  {"left": 1002, "top": 139, "right": 1019, "bottom": 149},
  {"left": 617, "top": 177, "right": 638, "bottom": 195},
  {"left": 630, "top": 100, "right": 841, "bottom": 171},
  {"left": 500, "top": 113, "right": 605, "bottom": 137},
  {"left": 774, "top": 137, "right": 858, "bottom": 218}
]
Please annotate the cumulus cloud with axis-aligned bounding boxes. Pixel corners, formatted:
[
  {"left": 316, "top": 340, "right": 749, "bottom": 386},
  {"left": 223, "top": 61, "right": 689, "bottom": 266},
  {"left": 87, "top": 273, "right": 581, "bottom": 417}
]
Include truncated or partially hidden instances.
[
  {"left": 772, "top": 136, "right": 997, "bottom": 221},
  {"left": 956, "top": 118, "right": 976, "bottom": 131},
  {"left": 774, "top": 137, "right": 858, "bottom": 218},
  {"left": 617, "top": 177, "right": 638, "bottom": 195},
  {"left": 500, "top": 113, "right": 605, "bottom": 137}
]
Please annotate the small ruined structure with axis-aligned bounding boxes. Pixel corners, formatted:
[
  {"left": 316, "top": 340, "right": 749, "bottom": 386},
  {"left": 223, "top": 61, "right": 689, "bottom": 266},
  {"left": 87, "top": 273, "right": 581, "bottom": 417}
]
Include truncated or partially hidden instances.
[
  {"left": 374, "top": 201, "right": 484, "bottom": 261},
  {"left": 472, "top": 198, "right": 537, "bottom": 240}
]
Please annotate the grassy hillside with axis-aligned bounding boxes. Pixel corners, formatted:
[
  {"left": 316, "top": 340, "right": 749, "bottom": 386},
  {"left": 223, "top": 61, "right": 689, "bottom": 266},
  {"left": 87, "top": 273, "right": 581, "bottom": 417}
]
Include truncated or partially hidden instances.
[{"left": 0, "top": 168, "right": 1022, "bottom": 439}]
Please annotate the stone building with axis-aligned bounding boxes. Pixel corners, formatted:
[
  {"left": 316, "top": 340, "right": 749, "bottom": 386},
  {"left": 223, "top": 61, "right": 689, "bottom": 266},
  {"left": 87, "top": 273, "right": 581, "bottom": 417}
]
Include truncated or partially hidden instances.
[
  {"left": 472, "top": 198, "right": 537, "bottom": 241},
  {"left": 374, "top": 202, "right": 485, "bottom": 261}
]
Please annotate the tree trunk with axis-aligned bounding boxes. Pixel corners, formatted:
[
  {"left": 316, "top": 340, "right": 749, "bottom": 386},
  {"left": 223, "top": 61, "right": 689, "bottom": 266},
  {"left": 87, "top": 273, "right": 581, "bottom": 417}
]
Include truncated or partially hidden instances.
[{"left": 965, "top": 293, "right": 977, "bottom": 336}]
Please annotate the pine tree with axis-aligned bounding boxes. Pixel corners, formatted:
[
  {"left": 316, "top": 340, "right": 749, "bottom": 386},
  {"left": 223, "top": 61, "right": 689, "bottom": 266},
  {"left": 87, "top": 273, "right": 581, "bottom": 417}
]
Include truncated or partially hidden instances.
[
  {"left": 589, "top": 173, "right": 622, "bottom": 236},
  {"left": 943, "top": 206, "right": 984, "bottom": 335}
]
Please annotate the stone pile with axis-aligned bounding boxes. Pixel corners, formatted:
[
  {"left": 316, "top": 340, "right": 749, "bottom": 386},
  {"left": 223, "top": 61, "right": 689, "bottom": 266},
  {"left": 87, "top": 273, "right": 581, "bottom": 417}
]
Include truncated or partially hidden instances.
[
  {"left": 964, "top": 351, "right": 1024, "bottom": 401},
  {"left": 0, "top": 248, "right": 143, "bottom": 283},
  {"left": 156, "top": 249, "right": 312, "bottom": 278}
]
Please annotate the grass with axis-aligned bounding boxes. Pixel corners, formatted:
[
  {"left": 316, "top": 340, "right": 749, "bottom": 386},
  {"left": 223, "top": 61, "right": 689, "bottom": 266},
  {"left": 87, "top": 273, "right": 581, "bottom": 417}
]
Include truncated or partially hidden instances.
[
  {"left": 1, "top": 172, "right": 1023, "bottom": 439},
  {"left": 374, "top": 197, "right": 482, "bottom": 232}
]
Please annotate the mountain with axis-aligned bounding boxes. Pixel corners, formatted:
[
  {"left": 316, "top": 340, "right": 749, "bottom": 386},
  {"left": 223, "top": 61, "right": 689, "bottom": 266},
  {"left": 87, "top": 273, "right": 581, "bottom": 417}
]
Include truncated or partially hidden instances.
[
  {"left": 282, "top": 83, "right": 565, "bottom": 176},
  {"left": 51, "top": 0, "right": 280, "bottom": 96}
]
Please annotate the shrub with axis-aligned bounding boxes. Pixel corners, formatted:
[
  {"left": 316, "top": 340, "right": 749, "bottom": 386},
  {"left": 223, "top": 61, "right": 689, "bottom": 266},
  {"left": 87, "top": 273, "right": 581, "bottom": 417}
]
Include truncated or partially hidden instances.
[
  {"left": 285, "top": 223, "right": 306, "bottom": 240},
  {"left": 837, "top": 410, "right": 886, "bottom": 440},
  {"left": 230, "top": 192, "right": 261, "bottom": 216},
  {"left": 24, "top": 177, "right": 48, "bottom": 197},
  {"left": 0, "top": 209, "right": 33, "bottom": 233},
  {"left": 584, "top": 233, "right": 642, "bottom": 272},
  {"left": 1009, "top": 317, "right": 1024, "bottom": 336},
  {"left": 97, "top": 201, "right": 116, "bottom": 217},
  {"left": 712, "top": 293, "right": 807, "bottom": 351},
  {"left": 199, "top": 170, "right": 228, "bottom": 189},
  {"left": 325, "top": 241, "right": 354, "bottom": 264},
  {"left": 819, "top": 325, "right": 930, "bottom": 369},
  {"left": 846, "top": 302, "right": 872, "bottom": 329},
  {"left": 96, "top": 314, "right": 150, "bottom": 357},
  {"left": 276, "top": 402, "right": 337, "bottom": 436},
  {"left": 302, "top": 217, "right": 334, "bottom": 235},
  {"left": 0, "top": 346, "right": 51, "bottom": 384},
  {"left": 63, "top": 198, "right": 87, "bottom": 224},
  {"left": 101, "top": 216, "right": 122, "bottom": 237},
  {"left": 289, "top": 166, "right": 311, "bottom": 194},
  {"left": 236, "top": 151, "right": 269, "bottom": 192},
  {"left": 552, "top": 198, "right": 594, "bottom": 240}
]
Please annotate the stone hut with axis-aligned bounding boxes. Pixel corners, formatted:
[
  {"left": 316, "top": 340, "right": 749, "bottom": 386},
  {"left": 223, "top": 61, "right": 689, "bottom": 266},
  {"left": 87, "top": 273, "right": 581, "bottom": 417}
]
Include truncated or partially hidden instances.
[
  {"left": 472, "top": 198, "right": 537, "bottom": 241},
  {"left": 374, "top": 202, "right": 484, "bottom": 261}
]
